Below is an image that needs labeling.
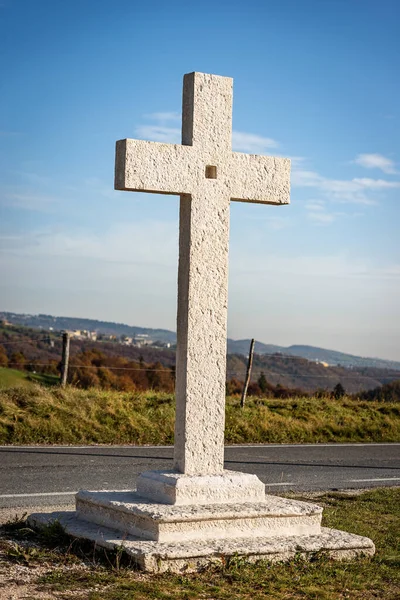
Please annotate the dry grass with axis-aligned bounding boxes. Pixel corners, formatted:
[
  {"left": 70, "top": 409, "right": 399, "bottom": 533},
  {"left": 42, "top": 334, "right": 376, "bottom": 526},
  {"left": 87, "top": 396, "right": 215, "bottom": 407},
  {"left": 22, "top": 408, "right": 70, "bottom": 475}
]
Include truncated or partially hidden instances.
[{"left": 0, "top": 384, "right": 399, "bottom": 445}]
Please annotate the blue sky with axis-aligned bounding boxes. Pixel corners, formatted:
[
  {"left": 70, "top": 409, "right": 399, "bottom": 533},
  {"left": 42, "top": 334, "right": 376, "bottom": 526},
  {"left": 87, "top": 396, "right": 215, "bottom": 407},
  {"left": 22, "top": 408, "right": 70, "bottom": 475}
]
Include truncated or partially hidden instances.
[{"left": 0, "top": 0, "right": 399, "bottom": 360}]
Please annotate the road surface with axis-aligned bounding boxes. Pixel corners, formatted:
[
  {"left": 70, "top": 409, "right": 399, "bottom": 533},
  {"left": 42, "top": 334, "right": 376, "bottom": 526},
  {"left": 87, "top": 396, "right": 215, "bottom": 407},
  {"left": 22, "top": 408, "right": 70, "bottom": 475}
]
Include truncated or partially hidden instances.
[{"left": 1, "top": 443, "right": 399, "bottom": 508}]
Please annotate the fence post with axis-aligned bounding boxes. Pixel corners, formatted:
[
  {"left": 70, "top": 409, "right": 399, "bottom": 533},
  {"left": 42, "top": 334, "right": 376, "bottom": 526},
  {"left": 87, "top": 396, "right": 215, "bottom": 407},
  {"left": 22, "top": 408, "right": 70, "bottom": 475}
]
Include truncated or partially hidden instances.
[
  {"left": 60, "top": 331, "right": 70, "bottom": 388},
  {"left": 240, "top": 338, "right": 255, "bottom": 408}
]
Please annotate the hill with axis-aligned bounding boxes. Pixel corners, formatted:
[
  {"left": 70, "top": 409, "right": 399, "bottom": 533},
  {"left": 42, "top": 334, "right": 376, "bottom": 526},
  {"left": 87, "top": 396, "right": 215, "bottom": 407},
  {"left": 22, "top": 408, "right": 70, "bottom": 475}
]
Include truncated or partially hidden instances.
[
  {"left": 228, "top": 340, "right": 400, "bottom": 370},
  {"left": 0, "top": 311, "right": 175, "bottom": 343},
  {"left": 1, "top": 322, "right": 400, "bottom": 394},
  {"left": 2, "top": 310, "right": 400, "bottom": 372}
]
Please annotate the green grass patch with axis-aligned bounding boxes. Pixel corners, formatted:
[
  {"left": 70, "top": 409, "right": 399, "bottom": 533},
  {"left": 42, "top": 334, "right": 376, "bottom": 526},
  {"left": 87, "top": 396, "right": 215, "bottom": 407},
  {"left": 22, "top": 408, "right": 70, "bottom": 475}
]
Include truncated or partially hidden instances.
[
  {"left": 0, "top": 384, "right": 399, "bottom": 445},
  {"left": 0, "top": 367, "right": 58, "bottom": 389},
  {"left": 1, "top": 488, "right": 398, "bottom": 599},
  {"left": 0, "top": 367, "right": 32, "bottom": 388}
]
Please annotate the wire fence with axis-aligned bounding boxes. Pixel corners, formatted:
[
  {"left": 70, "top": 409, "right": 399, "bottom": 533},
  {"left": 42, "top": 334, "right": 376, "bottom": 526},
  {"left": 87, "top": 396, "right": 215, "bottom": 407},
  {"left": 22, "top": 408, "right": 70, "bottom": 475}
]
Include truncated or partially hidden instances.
[
  {"left": 0, "top": 336, "right": 396, "bottom": 365},
  {"left": 1, "top": 333, "right": 399, "bottom": 387},
  {"left": 4, "top": 362, "right": 399, "bottom": 383}
]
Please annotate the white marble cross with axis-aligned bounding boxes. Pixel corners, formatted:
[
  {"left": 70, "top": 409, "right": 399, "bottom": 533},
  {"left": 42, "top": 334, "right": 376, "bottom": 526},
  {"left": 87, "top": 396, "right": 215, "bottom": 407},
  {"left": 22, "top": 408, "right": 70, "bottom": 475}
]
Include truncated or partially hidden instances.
[{"left": 115, "top": 72, "right": 290, "bottom": 478}]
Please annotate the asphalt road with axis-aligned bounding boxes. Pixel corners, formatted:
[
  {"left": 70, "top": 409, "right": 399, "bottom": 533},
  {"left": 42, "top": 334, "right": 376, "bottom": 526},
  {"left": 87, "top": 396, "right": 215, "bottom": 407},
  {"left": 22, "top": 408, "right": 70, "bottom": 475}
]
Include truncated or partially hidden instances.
[{"left": 1, "top": 443, "right": 399, "bottom": 508}]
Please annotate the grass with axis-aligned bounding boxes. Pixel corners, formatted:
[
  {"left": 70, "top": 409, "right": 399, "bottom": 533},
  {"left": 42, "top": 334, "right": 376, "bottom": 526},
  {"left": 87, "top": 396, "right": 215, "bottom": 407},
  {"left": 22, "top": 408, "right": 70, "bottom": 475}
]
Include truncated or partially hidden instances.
[
  {"left": 1, "top": 487, "right": 399, "bottom": 598},
  {"left": 0, "top": 383, "right": 399, "bottom": 444},
  {"left": 0, "top": 367, "right": 59, "bottom": 389},
  {"left": 0, "top": 367, "right": 31, "bottom": 388}
]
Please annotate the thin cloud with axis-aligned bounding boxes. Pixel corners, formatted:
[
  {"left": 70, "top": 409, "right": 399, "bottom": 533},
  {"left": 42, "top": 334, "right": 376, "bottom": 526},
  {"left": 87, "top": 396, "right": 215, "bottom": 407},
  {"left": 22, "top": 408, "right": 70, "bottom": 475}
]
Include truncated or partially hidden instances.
[
  {"left": 232, "top": 131, "right": 278, "bottom": 154},
  {"left": 264, "top": 216, "right": 290, "bottom": 230},
  {"left": 305, "top": 200, "right": 325, "bottom": 211},
  {"left": 353, "top": 178, "right": 400, "bottom": 189},
  {"left": 135, "top": 124, "right": 180, "bottom": 144},
  {"left": 0, "top": 192, "right": 59, "bottom": 212},
  {"left": 136, "top": 114, "right": 278, "bottom": 154},
  {"left": 308, "top": 211, "right": 336, "bottom": 224},
  {"left": 1, "top": 221, "right": 178, "bottom": 269},
  {"left": 304, "top": 199, "right": 364, "bottom": 226},
  {"left": 304, "top": 199, "right": 335, "bottom": 225},
  {"left": 146, "top": 112, "right": 181, "bottom": 123},
  {"left": 354, "top": 153, "right": 398, "bottom": 175},
  {"left": 292, "top": 168, "right": 400, "bottom": 205}
]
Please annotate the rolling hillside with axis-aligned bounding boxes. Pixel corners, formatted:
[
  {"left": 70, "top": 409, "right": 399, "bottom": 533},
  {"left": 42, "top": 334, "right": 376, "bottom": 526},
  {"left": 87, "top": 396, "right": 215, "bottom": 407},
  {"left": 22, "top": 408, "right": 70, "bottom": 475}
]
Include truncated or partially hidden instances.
[
  {"left": 1, "top": 321, "right": 400, "bottom": 393},
  {"left": 2, "top": 310, "right": 400, "bottom": 372}
]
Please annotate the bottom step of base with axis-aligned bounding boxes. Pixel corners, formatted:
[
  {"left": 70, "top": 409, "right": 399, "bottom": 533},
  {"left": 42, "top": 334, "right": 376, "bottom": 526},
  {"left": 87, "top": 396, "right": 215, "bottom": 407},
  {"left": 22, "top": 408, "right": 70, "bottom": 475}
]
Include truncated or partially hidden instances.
[{"left": 28, "top": 511, "right": 375, "bottom": 574}]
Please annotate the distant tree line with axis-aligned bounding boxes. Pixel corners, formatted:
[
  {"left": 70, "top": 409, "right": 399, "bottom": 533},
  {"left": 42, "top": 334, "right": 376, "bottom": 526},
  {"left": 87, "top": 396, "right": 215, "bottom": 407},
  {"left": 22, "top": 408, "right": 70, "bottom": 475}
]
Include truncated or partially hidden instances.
[{"left": 1, "top": 337, "right": 399, "bottom": 401}]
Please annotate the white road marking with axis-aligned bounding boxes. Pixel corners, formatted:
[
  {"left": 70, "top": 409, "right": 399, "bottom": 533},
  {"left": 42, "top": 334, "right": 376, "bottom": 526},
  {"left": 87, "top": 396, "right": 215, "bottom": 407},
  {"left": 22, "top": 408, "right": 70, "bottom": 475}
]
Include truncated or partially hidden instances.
[
  {"left": 226, "top": 443, "right": 400, "bottom": 448},
  {"left": 264, "top": 482, "right": 292, "bottom": 486},
  {"left": 0, "top": 489, "right": 132, "bottom": 500},
  {"left": 347, "top": 478, "right": 400, "bottom": 483}
]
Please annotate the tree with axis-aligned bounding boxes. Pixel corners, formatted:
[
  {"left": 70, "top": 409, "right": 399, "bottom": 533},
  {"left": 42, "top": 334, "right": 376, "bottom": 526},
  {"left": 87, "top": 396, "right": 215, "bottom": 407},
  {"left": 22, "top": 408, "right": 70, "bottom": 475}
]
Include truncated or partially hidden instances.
[
  {"left": 10, "top": 351, "right": 26, "bottom": 370},
  {"left": 257, "top": 372, "right": 268, "bottom": 393},
  {"left": 333, "top": 382, "right": 345, "bottom": 399},
  {"left": 0, "top": 345, "right": 8, "bottom": 367}
]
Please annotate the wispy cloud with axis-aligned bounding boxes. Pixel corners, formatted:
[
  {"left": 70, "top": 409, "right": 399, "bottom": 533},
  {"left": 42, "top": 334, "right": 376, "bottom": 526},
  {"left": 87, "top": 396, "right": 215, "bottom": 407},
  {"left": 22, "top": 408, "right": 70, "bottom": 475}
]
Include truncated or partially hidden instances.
[
  {"left": 83, "top": 177, "right": 118, "bottom": 200},
  {"left": 293, "top": 169, "right": 400, "bottom": 205},
  {"left": 145, "top": 112, "right": 181, "bottom": 123},
  {"left": 5, "top": 221, "right": 398, "bottom": 282},
  {"left": 304, "top": 200, "right": 336, "bottom": 225},
  {"left": 135, "top": 113, "right": 278, "bottom": 154},
  {"left": 243, "top": 213, "right": 291, "bottom": 230},
  {"left": 354, "top": 153, "right": 398, "bottom": 175},
  {"left": 0, "top": 221, "right": 179, "bottom": 270},
  {"left": 135, "top": 124, "right": 180, "bottom": 144},
  {"left": 232, "top": 131, "right": 277, "bottom": 153},
  {"left": 0, "top": 191, "right": 59, "bottom": 212},
  {"left": 352, "top": 178, "right": 400, "bottom": 189},
  {"left": 304, "top": 200, "right": 363, "bottom": 226},
  {"left": 305, "top": 200, "right": 325, "bottom": 211},
  {"left": 308, "top": 211, "right": 336, "bottom": 224}
]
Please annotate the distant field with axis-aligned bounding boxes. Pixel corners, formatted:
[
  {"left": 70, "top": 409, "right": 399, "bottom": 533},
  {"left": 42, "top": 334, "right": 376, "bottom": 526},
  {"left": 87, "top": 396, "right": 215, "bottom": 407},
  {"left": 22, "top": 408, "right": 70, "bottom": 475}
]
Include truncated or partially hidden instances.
[
  {"left": 0, "top": 367, "right": 58, "bottom": 389},
  {"left": 0, "top": 367, "right": 31, "bottom": 388},
  {"left": 0, "top": 379, "right": 399, "bottom": 445}
]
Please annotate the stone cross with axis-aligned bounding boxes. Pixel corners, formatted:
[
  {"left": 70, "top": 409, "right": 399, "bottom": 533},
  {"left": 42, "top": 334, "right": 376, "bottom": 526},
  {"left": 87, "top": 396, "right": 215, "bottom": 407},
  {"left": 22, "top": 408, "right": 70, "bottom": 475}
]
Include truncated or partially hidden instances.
[
  {"left": 27, "top": 74, "right": 374, "bottom": 571},
  {"left": 115, "top": 72, "right": 290, "bottom": 478}
]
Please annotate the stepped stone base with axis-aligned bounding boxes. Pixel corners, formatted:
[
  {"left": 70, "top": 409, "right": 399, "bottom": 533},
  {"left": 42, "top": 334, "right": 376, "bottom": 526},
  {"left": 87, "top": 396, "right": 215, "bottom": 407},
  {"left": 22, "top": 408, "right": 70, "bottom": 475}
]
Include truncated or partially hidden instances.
[
  {"left": 28, "top": 489, "right": 375, "bottom": 573},
  {"left": 75, "top": 490, "right": 322, "bottom": 543}
]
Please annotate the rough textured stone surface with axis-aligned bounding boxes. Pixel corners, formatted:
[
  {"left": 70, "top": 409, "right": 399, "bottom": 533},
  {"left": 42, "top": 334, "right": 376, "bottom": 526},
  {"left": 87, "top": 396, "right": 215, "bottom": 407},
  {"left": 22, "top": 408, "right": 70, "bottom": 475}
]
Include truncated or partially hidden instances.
[
  {"left": 115, "top": 72, "right": 290, "bottom": 477},
  {"left": 28, "top": 511, "right": 375, "bottom": 574},
  {"left": 75, "top": 490, "right": 322, "bottom": 543},
  {"left": 135, "top": 470, "right": 265, "bottom": 505}
]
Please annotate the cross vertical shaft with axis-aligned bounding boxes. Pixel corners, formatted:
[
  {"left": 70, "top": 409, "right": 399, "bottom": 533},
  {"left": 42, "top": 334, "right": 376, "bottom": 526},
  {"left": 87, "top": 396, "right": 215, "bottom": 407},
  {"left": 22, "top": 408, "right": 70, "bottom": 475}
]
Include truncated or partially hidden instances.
[
  {"left": 174, "top": 191, "right": 230, "bottom": 475},
  {"left": 174, "top": 74, "right": 233, "bottom": 475}
]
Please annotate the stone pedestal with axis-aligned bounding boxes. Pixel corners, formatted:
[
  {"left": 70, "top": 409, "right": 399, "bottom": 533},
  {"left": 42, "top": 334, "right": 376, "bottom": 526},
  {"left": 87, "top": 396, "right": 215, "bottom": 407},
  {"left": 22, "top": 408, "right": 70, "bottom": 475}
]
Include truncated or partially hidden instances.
[
  {"left": 135, "top": 470, "right": 265, "bottom": 505},
  {"left": 28, "top": 471, "right": 375, "bottom": 573}
]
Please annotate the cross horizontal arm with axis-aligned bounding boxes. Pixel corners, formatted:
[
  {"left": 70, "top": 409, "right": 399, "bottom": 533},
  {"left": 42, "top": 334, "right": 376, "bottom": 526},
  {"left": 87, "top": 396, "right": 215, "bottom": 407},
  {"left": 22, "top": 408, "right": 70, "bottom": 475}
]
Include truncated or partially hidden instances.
[
  {"left": 115, "top": 139, "right": 195, "bottom": 195},
  {"left": 229, "top": 153, "right": 291, "bottom": 205}
]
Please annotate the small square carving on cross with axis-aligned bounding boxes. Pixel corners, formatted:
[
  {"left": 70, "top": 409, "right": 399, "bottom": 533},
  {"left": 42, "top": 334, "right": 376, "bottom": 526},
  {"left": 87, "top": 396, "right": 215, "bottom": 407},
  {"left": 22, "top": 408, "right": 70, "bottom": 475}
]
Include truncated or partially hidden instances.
[{"left": 205, "top": 165, "right": 217, "bottom": 179}]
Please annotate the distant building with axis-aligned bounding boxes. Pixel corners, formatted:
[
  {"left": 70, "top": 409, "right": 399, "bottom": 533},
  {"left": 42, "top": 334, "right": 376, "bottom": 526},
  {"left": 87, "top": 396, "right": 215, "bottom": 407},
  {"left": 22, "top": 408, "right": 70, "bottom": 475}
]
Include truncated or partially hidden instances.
[
  {"left": 315, "top": 359, "right": 330, "bottom": 367},
  {"left": 133, "top": 335, "right": 153, "bottom": 348}
]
